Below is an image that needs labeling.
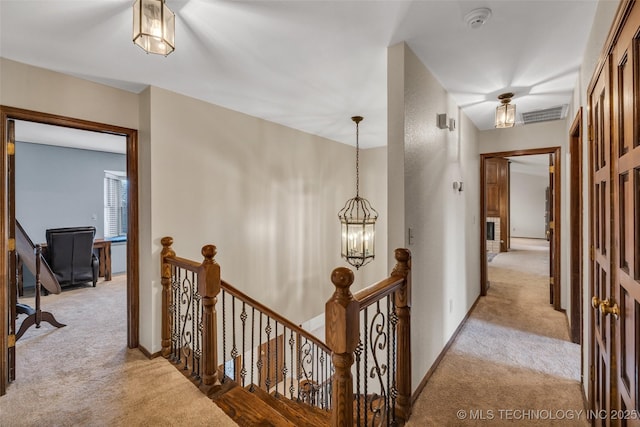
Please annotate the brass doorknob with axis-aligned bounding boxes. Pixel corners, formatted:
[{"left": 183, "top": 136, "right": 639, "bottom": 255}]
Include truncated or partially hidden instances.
[
  {"left": 592, "top": 296, "right": 603, "bottom": 309},
  {"left": 599, "top": 299, "right": 620, "bottom": 320}
]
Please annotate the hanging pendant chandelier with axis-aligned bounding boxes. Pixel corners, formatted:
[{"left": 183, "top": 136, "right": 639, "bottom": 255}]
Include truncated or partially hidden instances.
[
  {"left": 495, "top": 92, "right": 516, "bottom": 128},
  {"left": 133, "top": 0, "right": 175, "bottom": 56},
  {"left": 338, "top": 116, "right": 378, "bottom": 270}
]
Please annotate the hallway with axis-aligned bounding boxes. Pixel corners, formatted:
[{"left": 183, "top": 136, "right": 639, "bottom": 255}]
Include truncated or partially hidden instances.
[{"left": 407, "top": 238, "right": 587, "bottom": 426}]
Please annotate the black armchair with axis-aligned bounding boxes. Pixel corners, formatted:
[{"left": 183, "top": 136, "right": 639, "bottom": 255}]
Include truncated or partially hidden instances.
[{"left": 45, "top": 226, "right": 99, "bottom": 287}]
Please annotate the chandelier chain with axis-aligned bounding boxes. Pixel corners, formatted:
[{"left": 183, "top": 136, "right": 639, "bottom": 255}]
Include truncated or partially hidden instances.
[{"left": 355, "top": 120, "right": 360, "bottom": 198}]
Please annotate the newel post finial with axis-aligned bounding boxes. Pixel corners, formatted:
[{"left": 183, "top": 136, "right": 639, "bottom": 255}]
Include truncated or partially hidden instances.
[
  {"left": 326, "top": 266, "right": 358, "bottom": 427},
  {"left": 160, "top": 236, "right": 176, "bottom": 358}
]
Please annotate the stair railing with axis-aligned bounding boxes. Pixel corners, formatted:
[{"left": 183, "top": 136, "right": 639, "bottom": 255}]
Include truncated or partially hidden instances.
[
  {"left": 160, "top": 237, "right": 221, "bottom": 395},
  {"left": 160, "top": 236, "right": 333, "bottom": 409},
  {"left": 219, "top": 280, "right": 333, "bottom": 409},
  {"left": 326, "top": 248, "right": 412, "bottom": 427}
]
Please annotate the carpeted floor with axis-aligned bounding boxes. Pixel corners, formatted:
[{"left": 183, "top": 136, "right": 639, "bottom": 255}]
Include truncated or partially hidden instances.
[
  {"left": 0, "top": 275, "right": 237, "bottom": 426},
  {"left": 407, "top": 238, "right": 588, "bottom": 426}
]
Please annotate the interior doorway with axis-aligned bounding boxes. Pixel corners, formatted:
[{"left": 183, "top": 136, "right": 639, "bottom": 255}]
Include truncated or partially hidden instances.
[
  {"left": 480, "top": 147, "right": 561, "bottom": 312},
  {"left": 0, "top": 106, "right": 139, "bottom": 396}
]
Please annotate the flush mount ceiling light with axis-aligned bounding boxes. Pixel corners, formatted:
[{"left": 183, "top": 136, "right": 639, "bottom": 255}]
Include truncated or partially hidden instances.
[
  {"left": 133, "top": 0, "right": 175, "bottom": 56},
  {"left": 338, "top": 116, "right": 378, "bottom": 270},
  {"left": 495, "top": 92, "right": 516, "bottom": 128},
  {"left": 465, "top": 7, "right": 492, "bottom": 29}
]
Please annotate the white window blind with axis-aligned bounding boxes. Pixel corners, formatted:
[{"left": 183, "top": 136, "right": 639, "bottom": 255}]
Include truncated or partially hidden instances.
[{"left": 104, "top": 171, "right": 127, "bottom": 238}]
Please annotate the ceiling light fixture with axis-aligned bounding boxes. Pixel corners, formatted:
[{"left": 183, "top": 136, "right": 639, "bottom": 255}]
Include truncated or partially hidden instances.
[
  {"left": 495, "top": 92, "right": 516, "bottom": 128},
  {"left": 133, "top": 0, "right": 175, "bottom": 56},
  {"left": 338, "top": 116, "right": 378, "bottom": 270}
]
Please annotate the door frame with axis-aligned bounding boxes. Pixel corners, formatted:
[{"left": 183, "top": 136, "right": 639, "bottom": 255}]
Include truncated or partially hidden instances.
[
  {"left": 480, "top": 146, "right": 562, "bottom": 312},
  {"left": 0, "top": 106, "right": 139, "bottom": 396},
  {"left": 569, "top": 108, "right": 583, "bottom": 345}
]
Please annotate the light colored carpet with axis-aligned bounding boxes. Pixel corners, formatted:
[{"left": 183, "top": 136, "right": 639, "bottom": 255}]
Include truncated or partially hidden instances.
[
  {"left": 0, "top": 275, "right": 237, "bottom": 427},
  {"left": 407, "top": 238, "right": 588, "bottom": 426}
]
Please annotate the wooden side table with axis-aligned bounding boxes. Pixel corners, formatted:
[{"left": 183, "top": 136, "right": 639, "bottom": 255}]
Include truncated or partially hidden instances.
[{"left": 93, "top": 239, "right": 112, "bottom": 281}]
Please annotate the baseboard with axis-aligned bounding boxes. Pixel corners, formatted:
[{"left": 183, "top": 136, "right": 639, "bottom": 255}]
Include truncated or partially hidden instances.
[
  {"left": 411, "top": 294, "right": 482, "bottom": 405},
  {"left": 138, "top": 344, "right": 161, "bottom": 359}
]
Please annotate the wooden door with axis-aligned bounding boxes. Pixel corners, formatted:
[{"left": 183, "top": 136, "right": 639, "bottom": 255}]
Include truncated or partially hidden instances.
[
  {"left": 589, "top": 55, "right": 613, "bottom": 425},
  {"left": 6, "top": 120, "right": 17, "bottom": 385},
  {"left": 258, "top": 334, "right": 284, "bottom": 390},
  {"left": 485, "top": 157, "right": 509, "bottom": 252},
  {"left": 610, "top": 5, "right": 640, "bottom": 422},
  {"left": 549, "top": 154, "right": 556, "bottom": 305}
]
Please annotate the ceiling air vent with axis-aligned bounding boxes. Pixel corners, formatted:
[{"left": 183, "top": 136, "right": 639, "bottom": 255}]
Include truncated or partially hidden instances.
[{"left": 521, "top": 105, "right": 568, "bottom": 125}]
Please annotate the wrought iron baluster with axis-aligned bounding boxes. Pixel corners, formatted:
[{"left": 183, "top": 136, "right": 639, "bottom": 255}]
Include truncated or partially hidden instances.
[
  {"left": 289, "top": 329, "right": 295, "bottom": 400},
  {"left": 275, "top": 321, "right": 281, "bottom": 397},
  {"left": 386, "top": 296, "right": 391, "bottom": 427},
  {"left": 355, "top": 337, "right": 362, "bottom": 427},
  {"left": 241, "top": 302, "right": 247, "bottom": 387},
  {"left": 250, "top": 307, "right": 256, "bottom": 392},
  {"left": 195, "top": 278, "right": 202, "bottom": 381},
  {"left": 390, "top": 293, "right": 398, "bottom": 426},
  {"left": 231, "top": 295, "right": 237, "bottom": 382},
  {"left": 265, "top": 316, "right": 272, "bottom": 391},
  {"left": 257, "top": 312, "right": 263, "bottom": 390},
  {"left": 221, "top": 289, "right": 226, "bottom": 383},
  {"left": 364, "top": 307, "right": 369, "bottom": 427}
]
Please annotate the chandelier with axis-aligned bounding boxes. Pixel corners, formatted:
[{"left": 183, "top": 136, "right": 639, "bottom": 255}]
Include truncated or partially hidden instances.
[
  {"left": 495, "top": 92, "right": 516, "bottom": 128},
  {"left": 133, "top": 0, "right": 175, "bottom": 56},
  {"left": 338, "top": 116, "right": 378, "bottom": 270}
]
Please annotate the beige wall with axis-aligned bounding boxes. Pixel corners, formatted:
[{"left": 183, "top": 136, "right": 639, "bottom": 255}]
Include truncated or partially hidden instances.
[
  {"left": 388, "top": 43, "right": 481, "bottom": 392},
  {"left": 1, "top": 59, "right": 389, "bottom": 354}
]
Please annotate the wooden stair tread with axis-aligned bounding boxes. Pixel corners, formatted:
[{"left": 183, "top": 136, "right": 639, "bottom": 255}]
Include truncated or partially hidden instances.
[
  {"left": 275, "top": 395, "right": 331, "bottom": 423},
  {"left": 249, "top": 386, "right": 330, "bottom": 427},
  {"left": 213, "top": 384, "right": 297, "bottom": 427}
]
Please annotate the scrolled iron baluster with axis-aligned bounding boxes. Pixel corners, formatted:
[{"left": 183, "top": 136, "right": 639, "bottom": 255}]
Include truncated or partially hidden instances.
[
  {"left": 364, "top": 307, "right": 369, "bottom": 427},
  {"left": 368, "top": 300, "right": 388, "bottom": 426}
]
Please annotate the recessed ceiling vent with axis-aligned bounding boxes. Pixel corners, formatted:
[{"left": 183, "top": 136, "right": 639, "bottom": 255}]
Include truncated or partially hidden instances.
[{"left": 521, "top": 105, "right": 568, "bottom": 125}]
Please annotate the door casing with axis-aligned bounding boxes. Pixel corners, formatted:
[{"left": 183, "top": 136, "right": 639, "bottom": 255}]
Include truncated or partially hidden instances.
[
  {"left": 480, "top": 147, "right": 562, "bottom": 312},
  {"left": 0, "top": 106, "right": 139, "bottom": 396}
]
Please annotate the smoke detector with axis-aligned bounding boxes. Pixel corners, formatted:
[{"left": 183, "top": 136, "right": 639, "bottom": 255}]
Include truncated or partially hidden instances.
[{"left": 465, "top": 8, "right": 492, "bottom": 29}]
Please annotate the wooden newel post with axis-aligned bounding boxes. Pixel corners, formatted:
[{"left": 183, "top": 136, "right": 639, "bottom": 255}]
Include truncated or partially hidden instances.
[
  {"left": 199, "top": 244, "right": 221, "bottom": 393},
  {"left": 326, "top": 267, "right": 358, "bottom": 427},
  {"left": 391, "top": 248, "right": 412, "bottom": 421},
  {"left": 160, "top": 237, "right": 175, "bottom": 358}
]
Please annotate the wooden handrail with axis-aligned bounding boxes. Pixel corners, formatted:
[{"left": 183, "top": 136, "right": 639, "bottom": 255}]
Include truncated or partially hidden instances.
[
  {"left": 221, "top": 279, "right": 331, "bottom": 354},
  {"left": 353, "top": 276, "right": 404, "bottom": 310},
  {"left": 165, "top": 255, "right": 203, "bottom": 272}
]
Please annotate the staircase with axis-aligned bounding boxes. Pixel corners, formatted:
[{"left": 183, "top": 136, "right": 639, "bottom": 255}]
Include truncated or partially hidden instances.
[{"left": 211, "top": 379, "right": 331, "bottom": 426}]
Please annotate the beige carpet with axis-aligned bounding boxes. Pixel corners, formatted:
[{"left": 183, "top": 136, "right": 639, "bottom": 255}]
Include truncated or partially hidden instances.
[
  {"left": 0, "top": 275, "right": 237, "bottom": 427},
  {"left": 407, "top": 238, "right": 588, "bottom": 426}
]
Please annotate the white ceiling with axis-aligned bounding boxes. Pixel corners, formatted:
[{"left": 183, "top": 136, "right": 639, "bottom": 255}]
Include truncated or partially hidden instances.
[{"left": 0, "top": 0, "right": 599, "bottom": 149}]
